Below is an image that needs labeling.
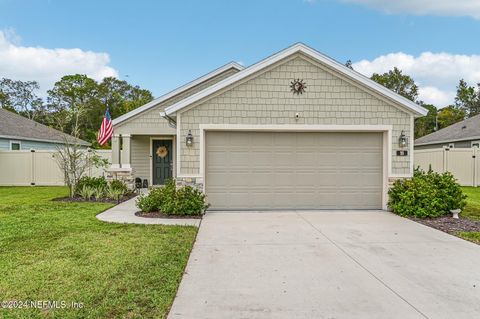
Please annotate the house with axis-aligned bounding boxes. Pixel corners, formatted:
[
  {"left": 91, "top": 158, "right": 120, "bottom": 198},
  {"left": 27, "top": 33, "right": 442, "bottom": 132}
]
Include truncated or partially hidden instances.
[
  {"left": 0, "top": 108, "right": 90, "bottom": 150},
  {"left": 110, "top": 43, "right": 427, "bottom": 210},
  {"left": 415, "top": 114, "right": 480, "bottom": 150}
]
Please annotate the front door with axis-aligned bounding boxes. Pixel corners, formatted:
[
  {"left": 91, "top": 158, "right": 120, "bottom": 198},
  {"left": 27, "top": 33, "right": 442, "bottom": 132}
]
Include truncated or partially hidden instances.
[{"left": 152, "top": 139, "right": 173, "bottom": 185}]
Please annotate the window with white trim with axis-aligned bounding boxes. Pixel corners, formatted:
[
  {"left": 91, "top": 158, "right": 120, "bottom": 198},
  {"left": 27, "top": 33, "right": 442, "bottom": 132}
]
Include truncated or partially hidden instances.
[
  {"left": 472, "top": 141, "right": 480, "bottom": 148},
  {"left": 448, "top": 143, "right": 455, "bottom": 149},
  {"left": 10, "top": 141, "right": 21, "bottom": 150}
]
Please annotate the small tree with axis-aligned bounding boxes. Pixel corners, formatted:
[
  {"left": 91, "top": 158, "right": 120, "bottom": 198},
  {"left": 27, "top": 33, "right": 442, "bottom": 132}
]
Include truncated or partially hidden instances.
[
  {"left": 49, "top": 75, "right": 106, "bottom": 197},
  {"left": 55, "top": 142, "right": 94, "bottom": 197}
]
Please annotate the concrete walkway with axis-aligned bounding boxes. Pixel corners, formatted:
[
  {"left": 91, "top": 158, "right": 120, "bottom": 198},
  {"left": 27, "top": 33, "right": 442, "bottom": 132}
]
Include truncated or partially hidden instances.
[
  {"left": 96, "top": 196, "right": 201, "bottom": 226},
  {"left": 169, "top": 210, "right": 480, "bottom": 319}
]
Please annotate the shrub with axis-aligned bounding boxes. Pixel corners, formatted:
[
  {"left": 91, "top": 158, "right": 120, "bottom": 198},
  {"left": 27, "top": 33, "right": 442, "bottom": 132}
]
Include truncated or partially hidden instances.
[
  {"left": 388, "top": 168, "right": 466, "bottom": 218},
  {"left": 174, "top": 186, "right": 209, "bottom": 216},
  {"left": 78, "top": 185, "right": 94, "bottom": 200},
  {"left": 75, "top": 176, "right": 107, "bottom": 196},
  {"left": 159, "top": 179, "right": 177, "bottom": 215},
  {"left": 106, "top": 185, "right": 125, "bottom": 202},
  {"left": 136, "top": 187, "right": 164, "bottom": 213},
  {"left": 109, "top": 179, "right": 128, "bottom": 195},
  {"left": 93, "top": 185, "right": 106, "bottom": 200},
  {"left": 135, "top": 179, "right": 209, "bottom": 216}
]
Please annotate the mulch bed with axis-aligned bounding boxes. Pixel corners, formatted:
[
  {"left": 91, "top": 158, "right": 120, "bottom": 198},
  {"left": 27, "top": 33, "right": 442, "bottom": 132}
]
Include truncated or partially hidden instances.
[
  {"left": 135, "top": 211, "right": 202, "bottom": 219},
  {"left": 410, "top": 216, "right": 480, "bottom": 234},
  {"left": 54, "top": 192, "right": 137, "bottom": 204}
]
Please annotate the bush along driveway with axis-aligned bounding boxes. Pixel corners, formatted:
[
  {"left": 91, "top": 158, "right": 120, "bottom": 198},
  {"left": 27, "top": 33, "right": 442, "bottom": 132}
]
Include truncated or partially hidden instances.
[
  {"left": 0, "top": 186, "right": 197, "bottom": 319},
  {"left": 388, "top": 169, "right": 480, "bottom": 245},
  {"left": 435, "top": 187, "right": 480, "bottom": 244}
]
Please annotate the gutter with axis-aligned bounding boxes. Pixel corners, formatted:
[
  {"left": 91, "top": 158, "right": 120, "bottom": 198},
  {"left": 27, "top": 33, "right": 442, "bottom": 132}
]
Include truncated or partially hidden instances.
[
  {"left": 160, "top": 112, "right": 177, "bottom": 129},
  {"left": 414, "top": 135, "right": 480, "bottom": 146}
]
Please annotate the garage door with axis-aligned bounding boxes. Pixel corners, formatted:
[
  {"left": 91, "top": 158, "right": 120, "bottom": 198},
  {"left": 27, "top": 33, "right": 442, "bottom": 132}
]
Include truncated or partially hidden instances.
[{"left": 205, "top": 131, "right": 383, "bottom": 210}]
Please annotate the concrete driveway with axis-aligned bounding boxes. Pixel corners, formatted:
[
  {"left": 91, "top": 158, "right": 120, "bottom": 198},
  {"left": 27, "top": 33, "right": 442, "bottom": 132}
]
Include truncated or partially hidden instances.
[{"left": 168, "top": 211, "right": 480, "bottom": 319}]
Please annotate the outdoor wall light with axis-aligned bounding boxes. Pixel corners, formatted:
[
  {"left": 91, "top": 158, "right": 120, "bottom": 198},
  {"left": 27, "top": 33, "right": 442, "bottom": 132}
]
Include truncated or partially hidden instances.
[
  {"left": 186, "top": 130, "right": 194, "bottom": 147},
  {"left": 399, "top": 130, "right": 408, "bottom": 148}
]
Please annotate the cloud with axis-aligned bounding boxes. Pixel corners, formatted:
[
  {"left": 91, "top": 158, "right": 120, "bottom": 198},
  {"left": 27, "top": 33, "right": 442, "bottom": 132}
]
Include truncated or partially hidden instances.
[
  {"left": 352, "top": 52, "right": 480, "bottom": 106},
  {"left": 0, "top": 29, "right": 118, "bottom": 95},
  {"left": 340, "top": 0, "right": 480, "bottom": 19}
]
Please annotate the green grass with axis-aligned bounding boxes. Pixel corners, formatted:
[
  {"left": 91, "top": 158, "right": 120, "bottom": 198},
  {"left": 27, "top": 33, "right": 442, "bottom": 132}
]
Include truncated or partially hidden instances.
[
  {"left": 0, "top": 187, "right": 197, "bottom": 319},
  {"left": 457, "top": 187, "right": 480, "bottom": 244},
  {"left": 460, "top": 187, "right": 480, "bottom": 221}
]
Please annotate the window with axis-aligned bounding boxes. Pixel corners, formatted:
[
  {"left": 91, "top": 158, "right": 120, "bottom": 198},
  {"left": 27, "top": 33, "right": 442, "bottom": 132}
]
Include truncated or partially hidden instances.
[
  {"left": 10, "top": 141, "right": 21, "bottom": 150},
  {"left": 448, "top": 143, "right": 455, "bottom": 149},
  {"left": 472, "top": 141, "right": 480, "bottom": 148}
]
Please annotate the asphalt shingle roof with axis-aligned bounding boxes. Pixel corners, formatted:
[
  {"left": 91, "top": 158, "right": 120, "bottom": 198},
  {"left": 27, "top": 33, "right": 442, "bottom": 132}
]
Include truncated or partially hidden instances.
[
  {"left": 0, "top": 108, "right": 90, "bottom": 146},
  {"left": 415, "top": 114, "right": 480, "bottom": 146}
]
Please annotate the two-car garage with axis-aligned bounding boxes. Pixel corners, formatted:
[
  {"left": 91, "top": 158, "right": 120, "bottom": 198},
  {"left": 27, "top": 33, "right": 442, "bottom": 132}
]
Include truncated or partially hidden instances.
[{"left": 205, "top": 131, "right": 384, "bottom": 210}]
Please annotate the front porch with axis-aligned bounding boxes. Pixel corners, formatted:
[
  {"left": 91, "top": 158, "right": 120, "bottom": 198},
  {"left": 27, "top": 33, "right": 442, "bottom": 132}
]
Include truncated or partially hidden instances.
[{"left": 108, "top": 134, "right": 176, "bottom": 188}]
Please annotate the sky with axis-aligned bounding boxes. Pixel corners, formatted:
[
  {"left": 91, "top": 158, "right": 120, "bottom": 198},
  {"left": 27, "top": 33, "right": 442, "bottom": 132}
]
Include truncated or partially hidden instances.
[{"left": 0, "top": 0, "right": 479, "bottom": 107}]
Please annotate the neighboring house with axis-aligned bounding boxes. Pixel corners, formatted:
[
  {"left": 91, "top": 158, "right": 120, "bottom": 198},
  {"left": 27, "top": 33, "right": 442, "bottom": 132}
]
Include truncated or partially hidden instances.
[
  {"left": 0, "top": 108, "right": 90, "bottom": 150},
  {"left": 415, "top": 114, "right": 480, "bottom": 150},
  {"left": 110, "top": 43, "right": 427, "bottom": 210}
]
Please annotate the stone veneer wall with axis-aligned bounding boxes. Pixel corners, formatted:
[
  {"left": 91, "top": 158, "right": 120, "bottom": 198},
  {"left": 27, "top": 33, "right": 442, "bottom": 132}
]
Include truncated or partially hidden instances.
[
  {"left": 177, "top": 54, "right": 413, "bottom": 185},
  {"left": 106, "top": 169, "right": 135, "bottom": 190}
]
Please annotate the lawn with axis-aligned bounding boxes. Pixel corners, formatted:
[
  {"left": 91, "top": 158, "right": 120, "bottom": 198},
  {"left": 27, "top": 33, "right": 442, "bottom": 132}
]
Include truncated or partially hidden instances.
[
  {"left": 0, "top": 187, "right": 197, "bottom": 319},
  {"left": 458, "top": 187, "right": 480, "bottom": 244}
]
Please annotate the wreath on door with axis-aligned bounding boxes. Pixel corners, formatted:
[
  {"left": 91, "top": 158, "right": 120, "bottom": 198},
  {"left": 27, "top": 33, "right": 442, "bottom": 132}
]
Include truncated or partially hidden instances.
[{"left": 156, "top": 146, "right": 168, "bottom": 158}]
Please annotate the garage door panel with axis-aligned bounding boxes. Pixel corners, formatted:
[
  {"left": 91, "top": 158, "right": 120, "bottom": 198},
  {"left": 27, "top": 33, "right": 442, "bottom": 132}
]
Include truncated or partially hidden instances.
[{"left": 205, "top": 131, "right": 383, "bottom": 210}]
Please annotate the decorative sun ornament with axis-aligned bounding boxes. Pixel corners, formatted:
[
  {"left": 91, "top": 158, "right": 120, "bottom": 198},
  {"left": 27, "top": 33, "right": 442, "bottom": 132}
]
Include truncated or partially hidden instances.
[
  {"left": 290, "top": 79, "right": 307, "bottom": 95},
  {"left": 156, "top": 146, "right": 168, "bottom": 158}
]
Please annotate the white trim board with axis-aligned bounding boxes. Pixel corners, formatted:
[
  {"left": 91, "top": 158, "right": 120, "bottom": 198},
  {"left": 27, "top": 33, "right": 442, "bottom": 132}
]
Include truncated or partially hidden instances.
[
  {"left": 165, "top": 43, "right": 427, "bottom": 117},
  {"left": 196, "top": 124, "right": 394, "bottom": 210},
  {"left": 112, "top": 62, "right": 244, "bottom": 126}
]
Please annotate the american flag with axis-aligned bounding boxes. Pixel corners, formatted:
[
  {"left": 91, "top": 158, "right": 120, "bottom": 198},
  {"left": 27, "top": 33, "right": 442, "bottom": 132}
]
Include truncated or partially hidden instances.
[{"left": 97, "top": 108, "right": 113, "bottom": 146}]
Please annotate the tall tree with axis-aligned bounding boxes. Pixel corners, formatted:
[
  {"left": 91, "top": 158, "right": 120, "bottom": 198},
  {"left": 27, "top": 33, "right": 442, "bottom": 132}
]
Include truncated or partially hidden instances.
[
  {"left": 371, "top": 67, "right": 419, "bottom": 102},
  {"left": 437, "top": 105, "right": 466, "bottom": 129},
  {"left": 0, "top": 78, "right": 44, "bottom": 120},
  {"left": 45, "top": 74, "right": 153, "bottom": 146},
  {"left": 455, "top": 79, "right": 480, "bottom": 117},
  {"left": 414, "top": 104, "right": 437, "bottom": 138},
  {"left": 46, "top": 74, "right": 99, "bottom": 138}
]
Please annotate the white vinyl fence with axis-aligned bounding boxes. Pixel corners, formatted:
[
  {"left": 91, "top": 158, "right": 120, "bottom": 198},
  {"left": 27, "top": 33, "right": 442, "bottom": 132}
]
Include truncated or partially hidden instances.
[
  {"left": 0, "top": 150, "right": 112, "bottom": 186},
  {"left": 414, "top": 147, "right": 480, "bottom": 186}
]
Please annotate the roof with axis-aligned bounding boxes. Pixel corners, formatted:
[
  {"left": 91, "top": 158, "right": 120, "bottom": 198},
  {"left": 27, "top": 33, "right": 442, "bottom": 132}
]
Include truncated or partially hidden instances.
[
  {"left": 415, "top": 114, "right": 480, "bottom": 146},
  {"left": 0, "top": 108, "right": 90, "bottom": 146},
  {"left": 112, "top": 62, "right": 244, "bottom": 126},
  {"left": 165, "top": 43, "right": 427, "bottom": 117}
]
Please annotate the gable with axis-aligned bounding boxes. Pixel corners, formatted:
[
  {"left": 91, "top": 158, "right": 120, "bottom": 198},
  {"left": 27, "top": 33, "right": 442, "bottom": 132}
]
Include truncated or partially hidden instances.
[
  {"left": 166, "top": 43, "right": 427, "bottom": 117},
  {"left": 179, "top": 54, "right": 415, "bottom": 119},
  {"left": 113, "top": 65, "right": 241, "bottom": 135}
]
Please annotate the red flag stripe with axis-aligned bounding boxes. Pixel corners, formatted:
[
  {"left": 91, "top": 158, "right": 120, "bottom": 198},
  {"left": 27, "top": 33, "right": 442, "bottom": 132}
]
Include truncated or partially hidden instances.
[{"left": 98, "top": 110, "right": 113, "bottom": 146}]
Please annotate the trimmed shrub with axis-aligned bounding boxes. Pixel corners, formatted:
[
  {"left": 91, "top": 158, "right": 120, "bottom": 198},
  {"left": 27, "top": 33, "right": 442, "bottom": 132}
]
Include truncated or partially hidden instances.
[
  {"left": 174, "top": 186, "right": 209, "bottom": 216},
  {"left": 135, "top": 179, "right": 209, "bottom": 216},
  {"left": 388, "top": 168, "right": 466, "bottom": 218},
  {"left": 159, "top": 179, "right": 177, "bottom": 215},
  {"left": 136, "top": 187, "right": 164, "bottom": 213}
]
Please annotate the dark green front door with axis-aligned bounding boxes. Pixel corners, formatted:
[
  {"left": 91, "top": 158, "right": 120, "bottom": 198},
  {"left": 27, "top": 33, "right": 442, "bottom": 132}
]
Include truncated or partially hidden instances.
[{"left": 152, "top": 140, "right": 173, "bottom": 185}]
